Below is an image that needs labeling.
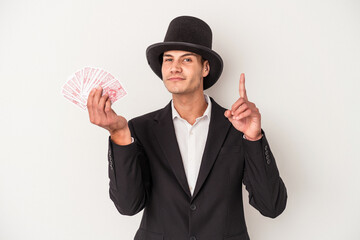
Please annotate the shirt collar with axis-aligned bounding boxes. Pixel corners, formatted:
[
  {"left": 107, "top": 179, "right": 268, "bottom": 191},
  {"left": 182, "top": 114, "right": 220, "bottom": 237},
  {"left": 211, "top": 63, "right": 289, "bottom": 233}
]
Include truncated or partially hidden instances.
[{"left": 171, "top": 94, "right": 212, "bottom": 121}]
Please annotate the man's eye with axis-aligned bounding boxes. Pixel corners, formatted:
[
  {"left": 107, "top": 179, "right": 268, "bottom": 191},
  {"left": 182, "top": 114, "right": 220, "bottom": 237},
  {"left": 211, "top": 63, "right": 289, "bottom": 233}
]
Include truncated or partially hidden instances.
[
  {"left": 184, "top": 58, "right": 192, "bottom": 62},
  {"left": 164, "top": 59, "right": 172, "bottom": 62}
]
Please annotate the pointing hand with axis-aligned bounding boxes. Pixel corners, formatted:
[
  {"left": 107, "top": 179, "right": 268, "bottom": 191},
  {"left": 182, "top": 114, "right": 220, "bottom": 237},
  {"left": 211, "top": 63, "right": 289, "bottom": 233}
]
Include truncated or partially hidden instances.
[{"left": 224, "top": 73, "right": 262, "bottom": 141}]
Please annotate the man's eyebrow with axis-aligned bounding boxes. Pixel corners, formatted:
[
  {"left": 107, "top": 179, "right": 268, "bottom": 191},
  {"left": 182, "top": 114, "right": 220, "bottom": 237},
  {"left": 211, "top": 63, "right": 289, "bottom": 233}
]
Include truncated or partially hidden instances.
[{"left": 163, "top": 53, "right": 198, "bottom": 58}]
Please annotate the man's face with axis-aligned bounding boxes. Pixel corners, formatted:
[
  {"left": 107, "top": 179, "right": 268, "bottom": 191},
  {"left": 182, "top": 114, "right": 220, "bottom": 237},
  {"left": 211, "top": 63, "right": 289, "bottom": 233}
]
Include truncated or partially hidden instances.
[{"left": 161, "top": 50, "right": 209, "bottom": 95}]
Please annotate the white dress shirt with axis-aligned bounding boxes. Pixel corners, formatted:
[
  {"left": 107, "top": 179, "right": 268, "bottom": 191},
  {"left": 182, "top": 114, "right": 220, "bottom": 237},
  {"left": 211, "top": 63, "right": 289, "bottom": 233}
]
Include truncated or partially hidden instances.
[{"left": 171, "top": 94, "right": 211, "bottom": 196}]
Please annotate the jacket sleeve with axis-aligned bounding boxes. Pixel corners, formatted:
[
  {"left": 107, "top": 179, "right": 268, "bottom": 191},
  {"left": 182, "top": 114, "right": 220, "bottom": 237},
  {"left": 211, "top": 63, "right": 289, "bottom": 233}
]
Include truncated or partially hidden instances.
[
  {"left": 107, "top": 120, "right": 151, "bottom": 216},
  {"left": 242, "top": 129, "right": 287, "bottom": 218}
]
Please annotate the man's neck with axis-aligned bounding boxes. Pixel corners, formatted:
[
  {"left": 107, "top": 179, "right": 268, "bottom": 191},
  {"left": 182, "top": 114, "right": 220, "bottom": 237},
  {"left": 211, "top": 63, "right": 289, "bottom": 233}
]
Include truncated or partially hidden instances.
[{"left": 172, "top": 91, "right": 208, "bottom": 125}]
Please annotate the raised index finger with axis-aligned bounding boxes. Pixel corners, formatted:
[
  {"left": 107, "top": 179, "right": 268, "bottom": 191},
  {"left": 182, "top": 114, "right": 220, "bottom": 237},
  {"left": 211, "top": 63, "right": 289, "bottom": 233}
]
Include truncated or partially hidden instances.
[{"left": 239, "top": 73, "right": 248, "bottom": 100}]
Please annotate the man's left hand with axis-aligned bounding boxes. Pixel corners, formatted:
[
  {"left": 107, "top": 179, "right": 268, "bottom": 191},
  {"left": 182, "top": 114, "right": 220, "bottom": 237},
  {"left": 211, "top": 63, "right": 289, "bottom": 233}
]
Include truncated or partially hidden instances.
[{"left": 224, "top": 73, "right": 262, "bottom": 141}]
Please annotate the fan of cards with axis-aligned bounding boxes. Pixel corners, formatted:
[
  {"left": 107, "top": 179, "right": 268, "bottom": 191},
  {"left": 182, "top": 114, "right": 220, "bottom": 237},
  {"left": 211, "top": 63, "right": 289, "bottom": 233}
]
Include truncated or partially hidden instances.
[{"left": 61, "top": 67, "right": 127, "bottom": 110}]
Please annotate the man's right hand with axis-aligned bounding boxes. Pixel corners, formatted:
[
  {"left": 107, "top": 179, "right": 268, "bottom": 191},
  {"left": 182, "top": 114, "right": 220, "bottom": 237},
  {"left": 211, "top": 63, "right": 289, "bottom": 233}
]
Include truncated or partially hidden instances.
[{"left": 87, "top": 86, "right": 132, "bottom": 145}]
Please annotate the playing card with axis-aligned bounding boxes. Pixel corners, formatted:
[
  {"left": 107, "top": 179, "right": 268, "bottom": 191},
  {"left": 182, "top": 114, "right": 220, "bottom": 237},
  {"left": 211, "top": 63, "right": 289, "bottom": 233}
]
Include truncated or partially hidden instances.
[
  {"left": 63, "top": 93, "right": 87, "bottom": 110},
  {"left": 102, "top": 79, "right": 127, "bottom": 104},
  {"left": 62, "top": 67, "right": 127, "bottom": 110},
  {"left": 66, "top": 75, "right": 81, "bottom": 96},
  {"left": 62, "top": 82, "right": 86, "bottom": 104},
  {"left": 74, "top": 69, "right": 83, "bottom": 88},
  {"left": 86, "top": 67, "right": 97, "bottom": 92},
  {"left": 82, "top": 67, "right": 91, "bottom": 93},
  {"left": 85, "top": 69, "right": 107, "bottom": 94}
]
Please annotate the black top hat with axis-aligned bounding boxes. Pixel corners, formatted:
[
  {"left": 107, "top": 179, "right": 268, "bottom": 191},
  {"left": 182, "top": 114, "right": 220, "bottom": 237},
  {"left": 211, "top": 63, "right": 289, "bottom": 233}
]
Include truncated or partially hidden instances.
[{"left": 146, "top": 16, "right": 224, "bottom": 90}]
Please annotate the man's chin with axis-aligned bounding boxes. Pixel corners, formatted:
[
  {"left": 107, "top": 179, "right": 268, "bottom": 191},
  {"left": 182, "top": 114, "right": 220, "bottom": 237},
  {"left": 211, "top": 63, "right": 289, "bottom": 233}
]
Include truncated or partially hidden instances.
[
  {"left": 164, "top": 84, "right": 202, "bottom": 96},
  {"left": 166, "top": 88, "right": 185, "bottom": 95},
  {"left": 164, "top": 84, "right": 184, "bottom": 94}
]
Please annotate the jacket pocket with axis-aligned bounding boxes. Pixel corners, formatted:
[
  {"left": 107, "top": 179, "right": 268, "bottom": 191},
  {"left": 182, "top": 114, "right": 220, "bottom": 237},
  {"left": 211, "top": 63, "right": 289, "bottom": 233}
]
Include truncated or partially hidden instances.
[
  {"left": 223, "top": 231, "right": 250, "bottom": 240},
  {"left": 134, "top": 228, "right": 164, "bottom": 240}
]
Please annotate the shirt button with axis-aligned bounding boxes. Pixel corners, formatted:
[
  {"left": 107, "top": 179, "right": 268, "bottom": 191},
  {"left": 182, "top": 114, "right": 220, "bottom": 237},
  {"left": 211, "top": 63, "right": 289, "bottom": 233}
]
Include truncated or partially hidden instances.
[
  {"left": 190, "top": 204, "right": 197, "bottom": 211},
  {"left": 190, "top": 236, "right": 196, "bottom": 240}
]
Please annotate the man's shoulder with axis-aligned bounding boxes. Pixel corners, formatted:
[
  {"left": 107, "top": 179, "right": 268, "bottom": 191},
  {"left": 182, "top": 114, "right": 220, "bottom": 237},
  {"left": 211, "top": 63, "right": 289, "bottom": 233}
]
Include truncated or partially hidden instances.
[
  {"left": 129, "top": 102, "right": 171, "bottom": 125},
  {"left": 131, "top": 108, "right": 162, "bottom": 121}
]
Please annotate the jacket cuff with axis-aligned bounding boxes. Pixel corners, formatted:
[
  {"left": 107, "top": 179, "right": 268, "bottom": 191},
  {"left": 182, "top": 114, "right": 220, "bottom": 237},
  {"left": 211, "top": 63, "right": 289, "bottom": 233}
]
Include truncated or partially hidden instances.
[
  {"left": 108, "top": 136, "right": 137, "bottom": 170},
  {"left": 242, "top": 129, "right": 278, "bottom": 171},
  {"left": 243, "top": 129, "right": 274, "bottom": 165},
  {"left": 242, "top": 129, "right": 264, "bottom": 155}
]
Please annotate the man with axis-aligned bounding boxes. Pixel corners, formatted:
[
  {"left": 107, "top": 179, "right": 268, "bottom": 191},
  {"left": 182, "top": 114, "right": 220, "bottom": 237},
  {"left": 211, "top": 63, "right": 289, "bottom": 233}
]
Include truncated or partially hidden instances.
[{"left": 87, "top": 16, "right": 287, "bottom": 240}]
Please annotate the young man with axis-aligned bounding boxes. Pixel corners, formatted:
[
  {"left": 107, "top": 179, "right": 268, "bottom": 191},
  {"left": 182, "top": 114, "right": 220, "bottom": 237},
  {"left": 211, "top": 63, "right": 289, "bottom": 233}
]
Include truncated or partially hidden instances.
[{"left": 87, "top": 16, "right": 287, "bottom": 240}]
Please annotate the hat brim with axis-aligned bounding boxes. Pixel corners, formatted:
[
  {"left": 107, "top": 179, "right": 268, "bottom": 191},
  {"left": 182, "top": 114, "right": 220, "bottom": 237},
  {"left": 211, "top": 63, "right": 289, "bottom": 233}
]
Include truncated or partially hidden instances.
[{"left": 146, "top": 42, "right": 223, "bottom": 90}]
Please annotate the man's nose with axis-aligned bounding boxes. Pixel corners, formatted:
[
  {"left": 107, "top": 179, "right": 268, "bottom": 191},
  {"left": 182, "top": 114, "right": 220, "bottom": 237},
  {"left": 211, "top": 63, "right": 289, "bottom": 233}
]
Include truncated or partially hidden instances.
[{"left": 170, "top": 60, "right": 182, "bottom": 73}]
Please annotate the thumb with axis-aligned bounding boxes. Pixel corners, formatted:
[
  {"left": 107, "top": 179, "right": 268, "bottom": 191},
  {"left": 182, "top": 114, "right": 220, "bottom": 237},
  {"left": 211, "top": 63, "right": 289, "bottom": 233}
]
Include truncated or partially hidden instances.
[{"left": 104, "top": 98, "right": 118, "bottom": 118}]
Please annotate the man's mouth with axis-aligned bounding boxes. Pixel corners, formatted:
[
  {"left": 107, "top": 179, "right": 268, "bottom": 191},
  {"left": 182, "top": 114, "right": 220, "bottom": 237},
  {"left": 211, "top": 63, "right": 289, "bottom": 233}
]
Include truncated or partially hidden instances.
[{"left": 168, "top": 77, "right": 185, "bottom": 81}]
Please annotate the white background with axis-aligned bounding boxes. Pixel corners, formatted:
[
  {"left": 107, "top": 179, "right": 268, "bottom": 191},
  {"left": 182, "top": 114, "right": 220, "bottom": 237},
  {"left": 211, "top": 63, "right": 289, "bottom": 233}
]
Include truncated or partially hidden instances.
[{"left": 1, "top": 0, "right": 359, "bottom": 239}]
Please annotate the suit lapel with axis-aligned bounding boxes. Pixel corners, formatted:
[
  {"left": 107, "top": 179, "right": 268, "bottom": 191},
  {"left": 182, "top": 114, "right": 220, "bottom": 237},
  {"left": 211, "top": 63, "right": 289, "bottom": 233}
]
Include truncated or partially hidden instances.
[
  {"left": 191, "top": 97, "right": 231, "bottom": 201},
  {"left": 152, "top": 97, "right": 232, "bottom": 201},
  {"left": 152, "top": 101, "right": 192, "bottom": 198}
]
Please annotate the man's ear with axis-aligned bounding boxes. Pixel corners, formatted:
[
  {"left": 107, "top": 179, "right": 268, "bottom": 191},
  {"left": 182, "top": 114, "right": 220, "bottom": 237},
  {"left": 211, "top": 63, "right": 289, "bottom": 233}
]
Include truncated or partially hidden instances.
[{"left": 202, "top": 60, "right": 210, "bottom": 78}]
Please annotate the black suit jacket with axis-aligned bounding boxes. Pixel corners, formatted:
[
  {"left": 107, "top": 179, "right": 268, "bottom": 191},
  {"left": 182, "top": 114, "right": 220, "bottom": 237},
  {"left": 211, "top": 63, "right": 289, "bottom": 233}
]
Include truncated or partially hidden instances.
[{"left": 107, "top": 97, "right": 287, "bottom": 240}]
